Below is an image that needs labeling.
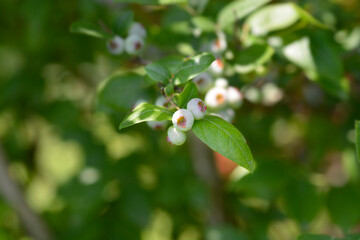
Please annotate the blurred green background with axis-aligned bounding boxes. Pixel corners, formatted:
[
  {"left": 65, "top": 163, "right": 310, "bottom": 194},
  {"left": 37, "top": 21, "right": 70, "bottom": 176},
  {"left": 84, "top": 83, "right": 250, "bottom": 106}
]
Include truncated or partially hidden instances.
[{"left": 0, "top": 0, "right": 360, "bottom": 239}]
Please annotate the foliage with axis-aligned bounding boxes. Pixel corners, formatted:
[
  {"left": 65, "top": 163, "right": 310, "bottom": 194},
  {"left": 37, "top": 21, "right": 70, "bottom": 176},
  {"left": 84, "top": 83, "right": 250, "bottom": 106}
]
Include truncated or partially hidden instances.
[{"left": 0, "top": 0, "right": 360, "bottom": 240}]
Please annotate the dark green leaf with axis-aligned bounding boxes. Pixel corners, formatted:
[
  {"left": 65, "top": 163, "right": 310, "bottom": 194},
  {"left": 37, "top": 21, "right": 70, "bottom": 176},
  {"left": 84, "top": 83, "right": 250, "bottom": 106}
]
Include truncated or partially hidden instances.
[
  {"left": 283, "top": 33, "right": 348, "bottom": 99},
  {"left": 218, "top": 0, "right": 271, "bottom": 29},
  {"left": 145, "top": 62, "right": 172, "bottom": 84},
  {"left": 113, "top": 11, "right": 134, "bottom": 36},
  {"left": 284, "top": 179, "right": 320, "bottom": 223},
  {"left": 326, "top": 184, "right": 360, "bottom": 231},
  {"left": 115, "top": 0, "right": 187, "bottom": 4},
  {"left": 97, "top": 73, "right": 145, "bottom": 112},
  {"left": 174, "top": 52, "right": 215, "bottom": 85},
  {"left": 157, "top": 56, "right": 184, "bottom": 74},
  {"left": 297, "top": 234, "right": 336, "bottom": 240},
  {"left": 119, "top": 103, "right": 173, "bottom": 130},
  {"left": 70, "top": 21, "right": 113, "bottom": 39},
  {"left": 356, "top": 120, "right": 360, "bottom": 161},
  {"left": 234, "top": 43, "right": 274, "bottom": 73},
  {"left": 173, "top": 82, "right": 199, "bottom": 108},
  {"left": 192, "top": 115, "right": 255, "bottom": 172}
]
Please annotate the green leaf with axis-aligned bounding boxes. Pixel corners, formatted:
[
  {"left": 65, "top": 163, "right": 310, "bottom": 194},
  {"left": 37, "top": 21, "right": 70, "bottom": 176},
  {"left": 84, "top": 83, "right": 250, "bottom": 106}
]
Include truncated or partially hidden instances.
[
  {"left": 246, "top": 3, "right": 328, "bottom": 36},
  {"left": 157, "top": 56, "right": 184, "bottom": 74},
  {"left": 113, "top": 11, "right": 134, "bottom": 36},
  {"left": 173, "top": 82, "right": 199, "bottom": 108},
  {"left": 97, "top": 73, "right": 145, "bottom": 112},
  {"left": 234, "top": 43, "right": 274, "bottom": 73},
  {"left": 115, "top": 0, "right": 187, "bottom": 4},
  {"left": 174, "top": 52, "right": 215, "bottom": 85},
  {"left": 191, "top": 16, "right": 216, "bottom": 32},
  {"left": 192, "top": 115, "right": 255, "bottom": 172},
  {"left": 218, "top": 0, "right": 271, "bottom": 29},
  {"left": 327, "top": 184, "right": 360, "bottom": 231},
  {"left": 119, "top": 103, "right": 173, "bottom": 130},
  {"left": 356, "top": 120, "right": 360, "bottom": 161},
  {"left": 284, "top": 179, "right": 320, "bottom": 223},
  {"left": 297, "top": 234, "right": 335, "bottom": 240},
  {"left": 283, "top": 33, "right": 348, "bottom": 100},
  {"left": 145, "top": 62, "right": 172, "bottom": 84},
  {"left": 246, "top": 3, "right": 300, "bottom": 36},
  {"left": 70, "top": 21, "right": 113, "bottom": 39}
]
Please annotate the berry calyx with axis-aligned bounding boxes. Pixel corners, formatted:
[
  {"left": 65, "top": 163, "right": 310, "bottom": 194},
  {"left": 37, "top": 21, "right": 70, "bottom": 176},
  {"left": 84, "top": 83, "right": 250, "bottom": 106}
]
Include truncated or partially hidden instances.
[
  {"left": 107, "top": 36, "right": 124, "bottom": 55},
  {"left": 172, "top": 109, "right": 194, "bottom": 132}
]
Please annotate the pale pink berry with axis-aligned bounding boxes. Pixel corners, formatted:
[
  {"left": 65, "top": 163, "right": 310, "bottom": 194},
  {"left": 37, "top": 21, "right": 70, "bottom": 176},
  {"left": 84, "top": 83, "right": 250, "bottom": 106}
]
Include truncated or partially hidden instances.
[
  {"left": 125, "top": 35, "right": 144, "bottom": 55},
  {"left": 107, "top": 36, "right": 124, "bottom": 55},
  {"left": 167, "top": 126, "right": 186, "bottom": 146},
  {"left": 172, "top": 109, "right": 194, "bottom": 132},
  {"left": 227, "top": 87, "right": 243, "bottom": 109},
  {"left": 187, "top": 98, "right": 207, "bottom": 120}
]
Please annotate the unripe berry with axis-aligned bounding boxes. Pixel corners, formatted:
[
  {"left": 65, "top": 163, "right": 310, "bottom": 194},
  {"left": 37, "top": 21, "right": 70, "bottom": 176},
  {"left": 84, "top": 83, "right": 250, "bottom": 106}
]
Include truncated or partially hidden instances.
[
  {"left": 205, "top": 87, "right": 227, "bottom": 110},
  {"left": 164, "top": 85, "right": 174, "bottom": 96},
  {"left": 187, "top": 98, "right": 207, "bottom": 120},
  {"left": 125, "top": 35, "right": 144, "bottom": 55},
  {"left": 167, "top": 126, "right": 186, "bottom": 146},
  {"left": 129, "top": 22, "right": 146, "bottom": 38},
  {"left": 107, "top": 36, "right": 124, "bottom": 55},
  {"left": 227, "top": 87, "right": 243, "bottom": 109},
  {"left": 147, "top": 120, "right": 168, "bottom": 130},
  {"left": 209, "top": 58, "right": 224, "bottom": 75},
  {"left": 215, "top": 78, "right": 228, "bottom": 88},
  {"left": 192, "top": 72, "right": 212, "bottom": 93},
  {"left": 172, "top": 109, "right": 194, "bottom": 132}
]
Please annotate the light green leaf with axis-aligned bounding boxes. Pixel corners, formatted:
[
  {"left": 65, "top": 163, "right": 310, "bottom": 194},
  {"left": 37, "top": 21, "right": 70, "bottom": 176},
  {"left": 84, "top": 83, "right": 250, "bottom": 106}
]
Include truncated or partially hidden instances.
[
  {"left": 174, "top": 52, "right": 215, "bottom": 85},
  {"left": 234, "top": 43, "right": 274, "bottom": 73},
  {"left": 173, "top": 82, "right": 199, "bottom": 108},
  {"left": 145, "top": 62, "right": 172, "bottom": 84},
  {"left": 70, "top": 21, "right": 113, "bottom": 39},
  {"left": 218, "top": 0, "right": 271, "bottom": 29},
  {"left": 246, "top": 3, "right": 299, "bottom": 36},
  {"left": 115, "top": 0, "right": 187, "bottom": 4},
  {"left": 356, "top": 120, "right": 360, "bottom": 162},
  {"left": 191, "top": 16, "right": 216, "bottom": 32},
  {"left": 119, "top": 103, "right": 173, "bottom": 130},
  {"left": 246, "top": 3, "right": 328, "bottom": 36},
  {"left": 192, "top": 115, "right": 255, "bottom": 172},
  {"left": 97, "top": 73, "right": 145, "bottom": 111}
]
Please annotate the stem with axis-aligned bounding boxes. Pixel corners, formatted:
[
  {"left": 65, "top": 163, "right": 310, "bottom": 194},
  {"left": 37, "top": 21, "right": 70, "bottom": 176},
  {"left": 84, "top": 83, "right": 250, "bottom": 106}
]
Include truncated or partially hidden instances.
[
  {"left": 0, "top": 144, "right": 52, "bottom": 240},
  {"left": 188, "top": 133, "right": 225, "bottom": 225}
]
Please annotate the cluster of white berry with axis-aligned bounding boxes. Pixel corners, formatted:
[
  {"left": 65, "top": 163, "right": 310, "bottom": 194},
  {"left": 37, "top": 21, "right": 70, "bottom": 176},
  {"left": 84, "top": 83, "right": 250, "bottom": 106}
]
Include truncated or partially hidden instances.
[
  {"left": 106, "top": 22, "right": 146, "bottom": 55},
  {"left": 167, "top": 98, "right": 207, "bottom": 146},
  {"left": 192, "top": 74, "right": 243, "bottom": 123}
]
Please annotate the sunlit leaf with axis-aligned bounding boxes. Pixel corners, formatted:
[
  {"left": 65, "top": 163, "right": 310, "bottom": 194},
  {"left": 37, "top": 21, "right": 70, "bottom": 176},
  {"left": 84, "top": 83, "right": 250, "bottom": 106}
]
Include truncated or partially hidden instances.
[
  {"left": 119, "top": 103, "right": 173, "bottom": 130},
  {"left": 115, "top": 0, "right": 187, "bottom": 4},
  {"left": 173, "top": 82, "right": 199, "bottom": 108},
  {"left": 70, "top": 21, "right": 113, "bottom": 39},
  {"left": 192, "top": 115, "right": 255, "bottom": 172}
]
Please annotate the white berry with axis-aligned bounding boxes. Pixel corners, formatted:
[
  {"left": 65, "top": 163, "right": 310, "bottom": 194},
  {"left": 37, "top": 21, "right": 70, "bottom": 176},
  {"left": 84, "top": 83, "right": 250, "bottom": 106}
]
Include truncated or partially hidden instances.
[
  {"left": 209, "top": 58, "right": 224, "bottom": 75},
  {"left": 211, "top": 32, "right": 227, "bottom": 54},
  {"left": 107, "top": 36, "right": 124, "bottom": 55},
  {"left": 155, "top": 96, "right": 167, "bottom": 108},
  {"left": 125, "top": 35, "right": 144, "bottom": 55},
  {"left": 129, "top": 22, "right": 146, "bottom": 38},
  {"left": 186, "top": 98, "right": 207, "bottom": 120},
  {"left": 167, "top": 126, "right": 186, "bottom": 146},
  {"left": 217, "top": 108, "right": 235, "bottom": 123},
  {"left": 172, "top": 109, "right": 194, "bottom": 132},
  {"left": 147, "top": 120, "right": 168, "bottom": 130},
  {"left": 205, "top": 87, "right": 227, "bottom": 110},
  {"left": 215, "top": 78, "right": 228, "bottom": 88},
  {"left": 192, "top": 72, "right": 213, "bottom": 93},
  {"left": 227, "top": 87, "right": 243, "bottom": 109}
]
